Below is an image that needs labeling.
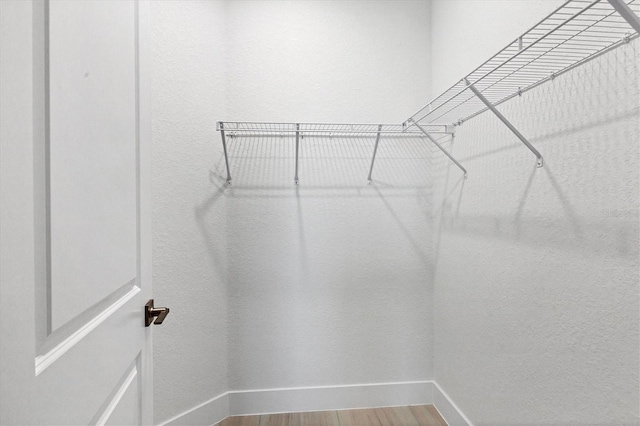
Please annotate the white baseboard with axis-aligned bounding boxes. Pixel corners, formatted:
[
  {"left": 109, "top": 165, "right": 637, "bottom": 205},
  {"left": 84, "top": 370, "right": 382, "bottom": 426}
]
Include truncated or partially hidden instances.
[
  {"left": 432, "top": 382, "right": 473, "bottom": 426},
  {"left": 228, "top": 381, "right": 434, "bottom": 416},
  {"left": 161, "top": 392, "right": 228, "bottom": 426},
  {"left": 159, "top": 380, "right": 471, "bottom": 426}
]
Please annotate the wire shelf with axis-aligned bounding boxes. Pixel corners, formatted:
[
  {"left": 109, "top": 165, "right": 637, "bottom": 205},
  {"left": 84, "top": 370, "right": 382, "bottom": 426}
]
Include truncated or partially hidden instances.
[
  {"left": 217, "top": 121, "right": 453, "bottom": 137},
  {"left": 404, "top": 0, "right": 640, "bottom": 129},
  {"left": 216, "top": 0, "right": 639, "bottom": 182},
  {"left": 216, "top": 121, "right": 455, "bottom": 184}
]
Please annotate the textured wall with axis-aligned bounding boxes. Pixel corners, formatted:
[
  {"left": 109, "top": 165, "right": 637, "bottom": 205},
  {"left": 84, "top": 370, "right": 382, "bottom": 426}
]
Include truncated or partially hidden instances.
[
  {"left": 222, "top": 0, "right": 434, "bottom": 391},
  {"left": 151, "top": 1, "right": 433, "bottom": 423},
  {"left": 150, "top": 2, "right": 639, "bottom": 423},
  {"left": 430, "top": 1, "right": 561, "bottom": 96},
  {"left": 223, "top": 138, "right": 436, "bottom": 390},
  {"left": 431, "top": 1, "right": 640, "bottom": 424},
  {"left": 225, "top": 0, "right": 431, "bottom": 123},
  {"left": 151, "top": 2, "right": 229, "bottom": 424}
]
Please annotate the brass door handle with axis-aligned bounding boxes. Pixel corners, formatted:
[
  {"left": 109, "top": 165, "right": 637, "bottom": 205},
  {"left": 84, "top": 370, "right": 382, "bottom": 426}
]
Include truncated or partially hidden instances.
[{"left": 145, "top": 299, "right": 170, "bottom": 326}]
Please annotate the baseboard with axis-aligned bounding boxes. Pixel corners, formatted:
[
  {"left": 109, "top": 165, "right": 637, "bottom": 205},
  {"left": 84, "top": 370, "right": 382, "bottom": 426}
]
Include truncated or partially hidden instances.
[
  {"left": 228, "top": 381, "right": 434, "bottom": 416},
  {"left": 432, "top": 381, "right": 473, "bottom": 426},
  {"left": 160, "top": 392, "right": 229, "bottom": 426},
  {"left": 159, "top": 380, "right": 471, "bottom": 426}
]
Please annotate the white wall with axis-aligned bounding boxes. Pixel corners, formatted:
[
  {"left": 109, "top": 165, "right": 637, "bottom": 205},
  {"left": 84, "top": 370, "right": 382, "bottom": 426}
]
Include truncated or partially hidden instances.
[
  {"left": 431, "top": 1, "right": 640, "bottom": 424},
  {"left": 152, "top": 1, "right": 639, "bottom": 423},
  {"left": 223, "top": 0, "right": 433, "bottom": 392},
  {"left": 225, "top": 1, "right": 431, "bottom": 123},
  {"left": 151, "top": 1, "right": 433, "bottom": 423},
  {"left": 151, "top": 2, "right": 229, "bottom": 423}
]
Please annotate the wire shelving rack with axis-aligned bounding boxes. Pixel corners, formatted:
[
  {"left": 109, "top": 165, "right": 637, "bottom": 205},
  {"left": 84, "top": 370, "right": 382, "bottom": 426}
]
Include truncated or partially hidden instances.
[
  {"left": 403, "top": 0, "right": 640, "bottom": 169},
  {"left": 217, "top": 0, "right": 640, "bottom": 184},
  {"left": 216, "top": 122, "right": 454, "bottom": 185}
]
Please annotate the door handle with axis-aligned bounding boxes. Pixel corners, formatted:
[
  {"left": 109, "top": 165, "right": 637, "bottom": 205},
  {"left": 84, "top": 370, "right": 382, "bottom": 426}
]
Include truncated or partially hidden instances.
[{"left": 145, "top": 299, "right": 170, "bottom": 326}]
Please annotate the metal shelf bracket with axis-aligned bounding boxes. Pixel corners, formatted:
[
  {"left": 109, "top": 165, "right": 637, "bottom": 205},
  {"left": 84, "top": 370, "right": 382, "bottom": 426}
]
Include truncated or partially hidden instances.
[
  {"left": 294, "top": 123, "right": 300, "bottom": 185},
  {"left": 218, "top": 121, "right": 232, "bottom": 184},
  {"left": 608, "top": 0, "right": 640, "bottom": 33},
  {"left": 464, "top": 79, "right": 543, "bottom": 168},
  {"left": 367, "top": 125, "right": 383, "bottom": 184},
  {"left": 412, "top": 120, "right": 468, "bottom": 180}
]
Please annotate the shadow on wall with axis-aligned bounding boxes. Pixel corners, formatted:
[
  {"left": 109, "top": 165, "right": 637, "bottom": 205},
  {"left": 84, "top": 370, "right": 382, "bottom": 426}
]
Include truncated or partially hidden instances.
[
  {"left": 194, "top": 183, "right": 227, "bottom": 279},
  {"left": 431, "top": 39, "right": 639, "bottom": 425},
  {"left": 196, "top": 133, "right": 443, "bottom": 282},
  {"left": 431, "top": 135, "right": 466, "bottom": 275},
  {"left": 433, "top": 39, "right": 639, "bottom": 262},
  {"left": 211, "top": 133, "right": 442, "bottom": 189},
  {"left": 198, "top": 134, "right": 442, "bottom": 261},
  {"left": 194, "top": 134, "right": 442, "bottom": 388},
  {"left": 197, "top": 133, "right": 444, "bottom": 257}
]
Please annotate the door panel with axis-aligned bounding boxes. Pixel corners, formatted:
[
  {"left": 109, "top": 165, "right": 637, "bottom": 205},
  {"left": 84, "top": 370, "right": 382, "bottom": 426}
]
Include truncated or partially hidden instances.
[
  {"left": 101, "top": 361, "right": 141, "bottom": 426},
  {"left": 0, "top": 1, "right": 153, "bottom": 424},
  {"left": 34, "top": 303, "right": 144, "bottom": 424},
  {"left": 49, "top": 0, "right": 138, "bottom": 330}
]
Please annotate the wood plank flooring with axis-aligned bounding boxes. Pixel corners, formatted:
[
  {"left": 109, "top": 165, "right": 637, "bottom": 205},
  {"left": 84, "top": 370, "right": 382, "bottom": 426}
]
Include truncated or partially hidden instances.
[{"left": 216, "top": 405, "right": 446, "bottom": 426}]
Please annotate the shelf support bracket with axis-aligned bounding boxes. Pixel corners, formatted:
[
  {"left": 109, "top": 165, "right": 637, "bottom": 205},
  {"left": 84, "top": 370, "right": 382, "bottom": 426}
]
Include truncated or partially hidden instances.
[
  {"left": 413, "top": 121, "right": 468, "bottom": 179},
  {"left": 465, "top": 79, "right": 543, "bottom": 168},
  {"left": 218, "top": 121, "right": 232, "bottom": 184},
  {"left": 294, "top": 123, "right": 300, "bottom": 185},
  {"left": 607, "top": 0, "right": 640, "bottom": 34},
  {"left": 367, "top": 124, "right": 383, "bottom": 184}
]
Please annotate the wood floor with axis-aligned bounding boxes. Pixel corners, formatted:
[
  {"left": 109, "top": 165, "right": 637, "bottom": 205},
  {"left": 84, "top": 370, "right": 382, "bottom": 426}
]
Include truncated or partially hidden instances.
[{"left": 215, "top": 405, "right": 447, "bottom": 426}]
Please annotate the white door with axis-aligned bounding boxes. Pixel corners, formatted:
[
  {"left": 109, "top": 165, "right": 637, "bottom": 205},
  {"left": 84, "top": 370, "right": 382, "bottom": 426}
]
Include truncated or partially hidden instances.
[{"left": 0, "top": 1, "right": 156, "bottom": 424}]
